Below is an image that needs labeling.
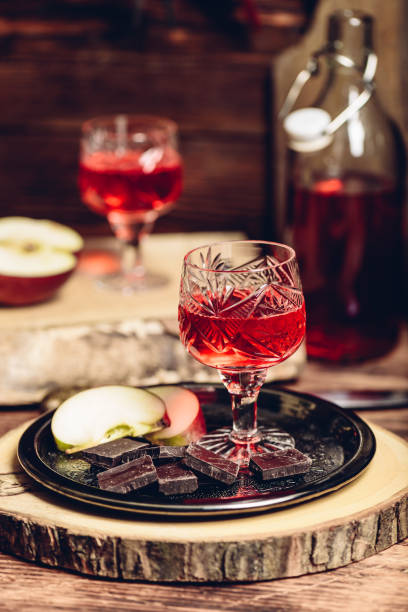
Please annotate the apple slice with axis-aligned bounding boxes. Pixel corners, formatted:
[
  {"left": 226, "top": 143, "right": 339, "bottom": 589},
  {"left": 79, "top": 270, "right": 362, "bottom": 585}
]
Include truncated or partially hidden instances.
[
  {"left": 0, "top": 216, "right": 83, "bottom": 305},
  {"left": 146, "top": 386, "right": 207, "bottom": 446},
  {"left": 51, "top": 385, "right": 166, "bottom": 453},
  {"left": 0, "top": 244, "right": 76, "bottom": 277},
  {"left": 0, "top": 244, "right": 76, "bottom": 305},
  {"left": 0, "top": 217, "right": 83, "bottom": 254}
]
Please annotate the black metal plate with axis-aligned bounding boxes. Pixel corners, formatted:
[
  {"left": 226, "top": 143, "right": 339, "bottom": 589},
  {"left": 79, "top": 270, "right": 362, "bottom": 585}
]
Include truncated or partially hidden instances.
[{"left": 17, "top": 384, "right": 376, "bottom": 518}]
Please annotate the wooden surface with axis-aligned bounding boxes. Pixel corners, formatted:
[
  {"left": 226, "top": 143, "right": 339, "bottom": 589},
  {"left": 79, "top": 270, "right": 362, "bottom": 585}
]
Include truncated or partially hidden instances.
[
  {"left": 0, "top": 235, "right": 407, "bottom": 605},
  {"left": 0, "top": 389, "right": 407, "bottom": 609},
  {"left": 1, "top": 421, "right": 407, "bottom": 583}
]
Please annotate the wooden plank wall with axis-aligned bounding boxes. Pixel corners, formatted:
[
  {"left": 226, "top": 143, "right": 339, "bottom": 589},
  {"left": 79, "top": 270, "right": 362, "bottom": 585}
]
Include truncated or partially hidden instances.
[
  {"left": 2, "top": 1, "right": 406, "bottom": 242},
  {"left": 0, "top": 0, "right": 312, "bottom": 238}
]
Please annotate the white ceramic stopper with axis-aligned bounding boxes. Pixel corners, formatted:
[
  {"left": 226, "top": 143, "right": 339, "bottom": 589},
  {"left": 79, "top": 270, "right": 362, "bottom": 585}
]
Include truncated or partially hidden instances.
[{"left": 283, "top": 107, "right": 333, "bottom": 152}]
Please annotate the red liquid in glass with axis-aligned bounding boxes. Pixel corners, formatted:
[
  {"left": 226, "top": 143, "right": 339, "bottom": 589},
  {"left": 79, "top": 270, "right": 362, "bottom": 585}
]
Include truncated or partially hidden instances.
[
  {"left": 291, "top": 172, "right": 403, "bottom": 362},
  {"left": 79, "top": 149, "right": 182, "bottom": 217},
  {"left": 179, "top": 288, "right": 305, "bottom": 370}
]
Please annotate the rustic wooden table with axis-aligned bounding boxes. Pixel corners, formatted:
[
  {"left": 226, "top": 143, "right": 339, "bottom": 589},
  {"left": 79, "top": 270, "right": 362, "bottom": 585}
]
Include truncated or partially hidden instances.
[{"left": 1, "top": 332, "right": 407, "bottom": 611}]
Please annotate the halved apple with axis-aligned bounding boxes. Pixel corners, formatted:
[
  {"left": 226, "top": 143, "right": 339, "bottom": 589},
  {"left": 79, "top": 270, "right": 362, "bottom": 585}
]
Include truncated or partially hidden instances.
[
  {"left": 0, "top": 216, "right": 83, "bottom": 305},
  {"left": 51, "top": 385, "right": 166, "bottom": 453},
  {"left": 0, "top": 217, "right": 83, "bottom": 253},
  {"left": 146, "top": 386, "right": 207, "bottom": 446}
]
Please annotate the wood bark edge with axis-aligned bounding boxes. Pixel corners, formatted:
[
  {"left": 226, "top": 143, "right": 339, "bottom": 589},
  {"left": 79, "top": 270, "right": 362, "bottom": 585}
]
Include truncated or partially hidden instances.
[{"left": 0, "top": 488, "right": 406, "bottom": 582}]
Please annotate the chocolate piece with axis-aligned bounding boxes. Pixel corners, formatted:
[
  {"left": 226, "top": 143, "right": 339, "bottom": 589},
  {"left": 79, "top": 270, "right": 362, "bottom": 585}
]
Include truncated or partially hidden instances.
[
  {"left": 81, "top": 438, "right": 150, "bottom": 467},
  {"left": 184, "top": 443, "right": 239, "bottom": 485},
  {"left": 250, "top": 448, "right": 312, "bottom": 481},
  {"left": 139, "top": 446, "right": 186, "bottom": 461},
  {"left": 156, "top": 463, "right": 198, "bottom": 496},
  {"left": 97, "top": 455, "right": 157, "bottom": 493}
]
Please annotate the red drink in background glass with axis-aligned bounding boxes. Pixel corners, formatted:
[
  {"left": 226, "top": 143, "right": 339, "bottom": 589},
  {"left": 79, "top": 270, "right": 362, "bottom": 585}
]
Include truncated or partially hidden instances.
[
  {"left": 291, "top": 171, "right": 403, "bottom": 362},
  {"left": 78, "top": 114, "right": 182, "bottom": 292},
  {"left": 79, "top": 149, "right": 182, "bottom": 218},
  {"left": 179, "top": 287, "right": 306, "bottom": 370}
]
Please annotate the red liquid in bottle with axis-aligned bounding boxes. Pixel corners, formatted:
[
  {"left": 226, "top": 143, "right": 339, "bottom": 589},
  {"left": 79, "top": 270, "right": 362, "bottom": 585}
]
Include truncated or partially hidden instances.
[
  {"left": 291, "top": 172, "right": 403, "bottom": 361},
  {"left": 79, "top": 149, "right": 182, "bottom": 217},
  {"left": 179, "top": 288, "right": 305, "bottom": 370}
]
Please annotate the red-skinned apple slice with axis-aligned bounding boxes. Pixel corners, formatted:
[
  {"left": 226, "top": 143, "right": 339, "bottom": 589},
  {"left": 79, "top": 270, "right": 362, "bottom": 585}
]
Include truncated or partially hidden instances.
[
  {"left": 0, "top": 217, "right": 83, "bottom": 305},
  {"left": 146, "top": 386, "right": 207, "bottom": 446}
]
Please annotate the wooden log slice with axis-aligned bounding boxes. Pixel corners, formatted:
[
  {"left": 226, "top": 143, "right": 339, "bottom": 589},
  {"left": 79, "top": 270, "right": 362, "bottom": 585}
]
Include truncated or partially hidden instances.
[{"left": 0, "top": 422, "right": 407, "bottom": 582}]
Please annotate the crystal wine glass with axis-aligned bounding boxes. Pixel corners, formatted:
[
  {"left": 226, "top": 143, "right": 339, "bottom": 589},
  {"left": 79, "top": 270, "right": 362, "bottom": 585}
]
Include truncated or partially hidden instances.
[
  {"left": 79, "top": 114, "right": 182, "bottom": 292},
  {"left": 179, "top": 240, "right": 306, "bottom": 466}
]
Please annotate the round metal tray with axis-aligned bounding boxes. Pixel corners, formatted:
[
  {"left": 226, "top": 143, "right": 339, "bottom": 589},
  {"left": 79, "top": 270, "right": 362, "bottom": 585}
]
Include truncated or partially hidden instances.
[{"left": 17, "top": 384, "right": 376, "bottom": 518}]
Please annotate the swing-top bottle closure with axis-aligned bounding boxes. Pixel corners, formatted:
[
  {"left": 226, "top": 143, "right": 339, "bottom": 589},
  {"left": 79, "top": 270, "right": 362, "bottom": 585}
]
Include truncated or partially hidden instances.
[{"left": 280, "top": 42, "right": 378, "bottom": 152}]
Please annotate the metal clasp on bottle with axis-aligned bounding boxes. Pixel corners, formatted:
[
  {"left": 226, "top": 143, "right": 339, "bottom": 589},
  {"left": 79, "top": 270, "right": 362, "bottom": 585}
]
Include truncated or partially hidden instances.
[{"left": 279, "top": 46, "right": 378, "bottom": 151}]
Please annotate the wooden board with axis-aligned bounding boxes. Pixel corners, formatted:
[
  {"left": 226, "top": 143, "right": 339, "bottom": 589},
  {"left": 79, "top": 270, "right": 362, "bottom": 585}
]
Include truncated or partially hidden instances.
[{"left": 0, "top": 421, "right": 407, "bottom": 582}]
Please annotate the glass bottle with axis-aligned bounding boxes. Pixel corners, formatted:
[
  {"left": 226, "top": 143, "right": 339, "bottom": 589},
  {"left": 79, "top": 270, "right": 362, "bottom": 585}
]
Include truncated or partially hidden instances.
[{"left": 281, "top": 9, "right": 405, "bottom": 362}]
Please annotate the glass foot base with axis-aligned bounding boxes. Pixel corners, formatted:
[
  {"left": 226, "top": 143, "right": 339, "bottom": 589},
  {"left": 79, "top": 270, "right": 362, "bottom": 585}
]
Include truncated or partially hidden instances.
[
  {"left": 197, "top": 426, "right": 295, "bottom": 467},
  {"left": 96, "top": 270, "right": 168, "bottom": 293}
]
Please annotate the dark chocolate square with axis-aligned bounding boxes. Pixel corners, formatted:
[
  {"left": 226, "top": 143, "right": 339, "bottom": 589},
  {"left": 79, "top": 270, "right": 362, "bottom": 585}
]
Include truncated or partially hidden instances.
[
  {"left": 184, "top": 443, "right": 239, "bottom": 485},
  {"left": 156, "top": 463, "right": 198, "bottom": 496},
  {"left": 250, "top": 448, "right": 312, "bottom": 481},
  {"left": 81, "top": 438, "right": 150, "bottom": 467},
  {"left": 140, "top": 446, "right": 186, "bottom": 461},
  {"left": 97, "top": 454, "right": 157, "bottom": 493}
]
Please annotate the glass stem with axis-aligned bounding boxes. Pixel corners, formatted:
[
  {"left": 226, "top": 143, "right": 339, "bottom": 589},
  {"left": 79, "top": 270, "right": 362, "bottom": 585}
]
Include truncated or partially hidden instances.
[
  {"left": 218, "top": 369, "right": 267, "bottom": 444},
  {"left": 121, "top": 238, "right": 144, "bottom": 278},
  {"left": 107, "top": 212, "right": 154, "bottom": 278}
]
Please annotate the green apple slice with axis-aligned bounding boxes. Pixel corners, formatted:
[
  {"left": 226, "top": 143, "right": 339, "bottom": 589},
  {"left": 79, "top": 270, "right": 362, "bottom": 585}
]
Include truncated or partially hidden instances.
[
  {"left": 146, "top": 386, "right": 207, "bottom": 446},
  {"left": 51, "top": 385, "right": 166, "bottom": 453}
]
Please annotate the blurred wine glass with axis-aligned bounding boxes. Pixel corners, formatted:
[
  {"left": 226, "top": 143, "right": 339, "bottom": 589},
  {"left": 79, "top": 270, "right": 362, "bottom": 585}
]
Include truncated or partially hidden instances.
[{"left": 79, "top": 114, "right": 182, "bottom": 291}]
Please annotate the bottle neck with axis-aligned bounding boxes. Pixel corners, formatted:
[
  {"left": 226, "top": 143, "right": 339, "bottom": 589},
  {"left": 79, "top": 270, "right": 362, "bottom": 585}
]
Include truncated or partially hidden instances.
[
  {"left": 281, "top": 11, "right": 378, "bottom": 153},
  {"left": 328, "top": 9, "right": 373, "bottom": 71},
  {"left": 315, "top": 60, "right": 368, "bottom": 112},
  {"left": 326, "top": 59, "right": 365, "bottom": 87},
  {"left": 311, "top": 11, "right": 376, "bottom": 115}
]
